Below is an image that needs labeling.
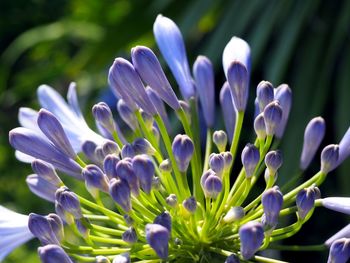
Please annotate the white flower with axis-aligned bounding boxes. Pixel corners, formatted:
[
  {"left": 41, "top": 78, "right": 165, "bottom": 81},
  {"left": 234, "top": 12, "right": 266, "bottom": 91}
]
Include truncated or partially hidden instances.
[{"left": 0, "top": 205, "right": 33, "bottom": 261}]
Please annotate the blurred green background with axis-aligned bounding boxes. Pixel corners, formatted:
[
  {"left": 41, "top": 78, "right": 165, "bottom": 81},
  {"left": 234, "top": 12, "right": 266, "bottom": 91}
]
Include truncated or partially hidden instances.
[{"left": 0, "top": 0, "right": 349, "bottom": 262}]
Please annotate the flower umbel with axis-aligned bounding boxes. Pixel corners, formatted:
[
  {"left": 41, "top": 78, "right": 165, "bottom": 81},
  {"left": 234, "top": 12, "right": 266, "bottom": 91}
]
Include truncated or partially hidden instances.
[{"left": 4, "top": 14, "right": 350, "bottom": 263}]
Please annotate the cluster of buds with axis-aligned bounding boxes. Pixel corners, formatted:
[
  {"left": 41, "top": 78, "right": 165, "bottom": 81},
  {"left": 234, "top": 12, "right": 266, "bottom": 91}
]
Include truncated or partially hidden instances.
[{"left": 2, "top": 14, "right": 350, "bottom": 263}]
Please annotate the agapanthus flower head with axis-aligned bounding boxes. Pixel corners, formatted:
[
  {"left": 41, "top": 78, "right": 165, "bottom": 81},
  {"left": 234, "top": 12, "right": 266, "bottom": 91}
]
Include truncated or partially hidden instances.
[{"left": 4, "top": 13, "right": 350, "bottom": 263}]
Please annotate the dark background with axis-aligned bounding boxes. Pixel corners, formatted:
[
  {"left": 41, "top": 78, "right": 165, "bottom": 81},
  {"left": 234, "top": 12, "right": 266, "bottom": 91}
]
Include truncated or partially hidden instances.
[{"left": 0, "top": 0, "right": 349, "bottom": 262}]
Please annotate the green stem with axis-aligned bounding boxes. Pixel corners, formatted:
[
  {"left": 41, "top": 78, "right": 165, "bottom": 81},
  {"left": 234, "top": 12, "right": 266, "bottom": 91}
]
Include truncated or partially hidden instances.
[
  {"left": 203, "top": 129, "right": 212, "bottom": 172},
  {"left": 229, "top": 110, "right": 244, "bottom": 161},
  {"left": 268, "top": 244, "right": 327, "bottom": 251}
]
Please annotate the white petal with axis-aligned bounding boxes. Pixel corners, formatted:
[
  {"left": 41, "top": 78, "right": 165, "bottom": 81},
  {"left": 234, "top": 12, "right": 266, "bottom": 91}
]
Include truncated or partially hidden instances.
[
  {"left": 321, "top": 197, "right": 350, "bottom": 215},
  {"left": 15, "top": 151, "right": 35, "bottom": 163}
]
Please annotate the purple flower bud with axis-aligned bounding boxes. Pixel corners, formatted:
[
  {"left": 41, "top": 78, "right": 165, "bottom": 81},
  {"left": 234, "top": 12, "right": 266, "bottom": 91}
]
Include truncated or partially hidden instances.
[
  {"left": 223, "top": 36, "right": 251, "bottom": 76},
  {"left": 241, "top": 144, "right": 260, "bottom": 178},
  {"left": 239, "top": 221, "right": 264, "bottom": 260},
  {"left": 132, "top": 138, "right": 156, "bottom": 156},
  {"left": 131, "top": 46, "right": 180, "bottom": 110},
  {"left": 115, "top": 159, "right": 140, "bottom": 196},
  {"left": 296, "top": 186, "right": 318, "bottom": 220},
  {"left": 209, "top": 153, "right": 225, "bottom": 176},
  {"left": 82, "top": 165, "right": 109, "bottom": 197},
  {"left": 203, "top": 174, "right": 223, "bottom": 198},
  {"left": 9, "top": 128, "right": 82, "bottom": 179},
  {"left": 55, "top": 187, "right": 82, "bottom": 219},
  {"left": 172, "top": 134, "right": 194, "bottom": 172},
  {"left": 82, "top": 140, "right": 99, "bottom": 163},
  {"left": 38, "top": 244, "right": 73, "bottom": 263},
  {"left": 221, "top": 151, "right": 233, "bottom": 170},
  {"left": 121, "top": 144, "right": 136, "bottom": 159},
  {"left": 102, "top": 140, "right": 120, "bottom": 156},
  {"left": 220, "top": 82, "right": 236, "bottom": 142},
  {"left": 261, "top": 186, "right": 283, "bottom": 228},
  {"left": 201, "top": 169, "right": 216, "bottom": 188},
  {"left": 26, "top": 174, "right": 58, "bottom": 202},
  {"left": 28, "top": 213, "right": 60, "bottom": 245},
  {"left": 94, "top": 146, "right": 106, "bottom": 163},
  {"left": 103, "top": 154, "right": 119, "bottom": 179},
  {"left": 265, "top": 150, "right": 283, "bottom": 175},
  {"left": 154, "top": 211, "right": 172, "bottom": 233},
  {"left": 321, "top": 197, "right": 350, "bottom": 215},
  {"left": 225, "top": 254, "right": 240, "bottom": 263},
  {"left": 92, "top": 102, "right": 115, "bottom": 134},
  {"left": 145, "top": 223, "right": 169, "bottom": 259},
  {"left": 122, "top": 227, "right": 137, "bottom": 244},
  {"left": 193, "top": 55, "right": 215, "bottom": 127},
  {"left": 37, "top": 109, "right": 76, "bottom": 159},
  {"left": 146, "top": 87, "right": 171, "bottom": 131},
  {"left": 256, "top": 81, "right": 274, "bottom": 112},
  {"left": 226, "top": 62, "right": 249, "bottom": 112},
  {"left": 326, "top": 224, "right": 350, "bottom": 247},
  {"left": 213, "top": 130, "right": 228, "bottom": 152},
  {"left": 263, "top": 101, "right": 283, "bottom": 136},
  {"left": 153, "top": 15, "right": 195, "bottom": 100},
  {"left": 31, "top": 160, "right": 62, "bottom": 186},
  {"left": 116, "top": 99, "right": 138, "bottom": 131},
  {"left": 321, "top": 144, "right": 339, "bottom": 173},
  {"left": 327, "top": 238, "right": 350, "bottom": 263},
  {"left": 274, "top": 84, "right": 292, "bottom": 138},
  {"left": 113, "top": 253, "right": 131, "bottom": 263},
  {"left": 223, "top": 206, "right": 245, "bottom": 223},
  {"left": 132, "top": 155, "right": 155, "bottom": 194},
  {"left": 339, "top": 127, "right": 350, "bottom": 165},
  {"left": 55, "top": 202, "right": 72, "bottom": 225},
  {"left": 109, "top": 178, "right": 132, "bottom": 212},
  {"left": 75, "top": 218, "right": 90, "bottom": 239},
  {"left": 159, "top": 159, "right": 172, "bottom": 173},
  {"left": 300, "top": 117, "right": 326, "bottom": 170},
  {"left": 46, "top": 213, "right": 64, "bottom": 242},
  {"left": 254, "top": 113, "right": 266, "bottom": 140},
  {"left": 183, "top": 196, "right": 197, "bottom": 213},
  {"left": 166, "top": 194, "right": 177, "bottom": 207},
  {"left": 109, "top": 58, "right": 157, "bottom": 115}
]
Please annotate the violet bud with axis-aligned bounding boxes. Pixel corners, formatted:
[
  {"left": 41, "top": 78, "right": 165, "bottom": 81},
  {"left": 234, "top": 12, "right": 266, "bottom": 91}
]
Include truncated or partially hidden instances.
[
  {"left": 223, "top": 206, "right": 245, "bottom": 223},
  {"left": 26, "top": 174, "right": 58, "bottom": 203},
  {"left": 338, "top": 127, "right": 350, "bottom": 165},
  {"left": 109, "top": 178, "right": 132, "bottom": 212},
  {"left": 300, "top": 117, "right": 326, "bottom": 170},
  {"left": 256, "top": 81, "right": 274, "bottom": 112},
  {"left": 296, "top": 186, "right": 318, "bottom": 220},
  {"left": 203, "top": 174, "right": 223, "bottom": 199},
  {"left": 263, "top": 101, "right": 283, "bottom": 136},
  {"left": 221, "top": 151, "right": 233, "bottom": 171},
  {"left": 220, "top": 82, "right": 236, "bottom": 142},
  {"left": 166, "top": 194, "right": 177, "bottom": 207},
  {"left": 92, "top": 102, "right": 115, "bottom": 135},
  {"left": 55, "top": 202, "right": 72, "bottom": 225},
  {"left": 239, "top": 221, "right": 264, "bottom": 260},
  {"left": 261, "top": 186, "right": 283, "bottom": 228},
  {"left": 38, "top": 244, "right": 73, "bottom": 263},
  {"left": 103, "top": 154, "right": 119, "bottom": 179},
  {"left": 223, "top": 36, "right": 251, "bottom": 76},
  {"left": 122, "top": 227, "right": 137, "bottom": 244},
  {"left": 146, "top": 87, "right": 171, "bottom": 131},
  {"left": 274, "top": 84, "right": 292, "bottom": 138},
  {"left": 225, "top": 254, "right": 240, "bottom": 263},
  {"left": 241, "top": 144, "right": 260, "bottom": 178},
  {"left": 75, "top": 219, "right": 90, "bottom": 239},
  {"left": 102, "top": 140, "right": 120, "bottom": 156},
  {"left": 113, "top": 253, "right": 131, "bottom": 263},
  {"left": 254, "top": 113, "right": 266, "bottom": 140},
  {"left": 209, "top": 153, "right": 225, "bottom": 176},
  {"left": 321, "top": 144, "right": 339, "bottom": 173},
  {"left": 82, "top": 140, "right": 99, "bottom": 163},
  {"left": 82, "top": 164, "right": 109, "bottom": 197},
  {"left": 265, "top": 150, "right": 283, "bottom": 176},
  {"left": 133, "top": 138, "right": 156, "bottom": 156},
  {"left": 159, "top": 159, "right": 172, "bottom": 173},
  {"left": 193, "top": 55, "right": 215, "bottom": 128},
  {"left": 213, "top": 130, "right": 228, "bottom": 152},
  {"left": 325, "top": 224, "right": 350, "bottom": 247},
  {"left": 121, "top": 143, "right": 136, "bottom": 159},
  {"left": 115, "top": 159, "right": 140, "bottom": 196},
  {"left": 226, "top": 61, "right": 249, "bottom": 112},
  {"left": 201, "top": 169, "right": 216, "bottom": 189},
  {"left": 55, "top": 186, "right": 82, "bottom": 219},
  {"left": 327, "top": 238, "right": 350, "bottom": 263},
  {"left": 154, "top": 211, "right": 172, "bottom": 233},
  {"left": 183, "top": 196, "right": 197, "bottom": 213},
  {"left": 145, "top": 223, "right": 170, "bottom": 259},
  {"left": 31, "top": 159, "right": 62, "bottom": 186},
  {"left": 172, "top": 134, "right": 194, "bottom": 172},
  {"left": 131, "top": 46, "right": 180, "bottom": 110},
  {"left": 28, "top": 213, "right": 60, "bottom": 245},
  {"left": 46, "top": 213, "right": 64, "bottom": 242},
  {"left": 132, "top": 155, "right": 155, "bottom": 194},
  {"left": 117, "top": 99, "right": 138, "bottom": 131},
  {"left": 37, "top": 109, "right": 76, "bottom": 159},
  {"left": 153, "top": 15, "right": 195, "bottom": 100}
]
